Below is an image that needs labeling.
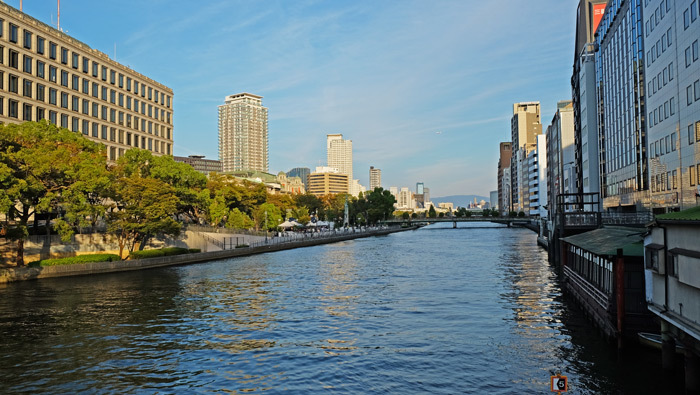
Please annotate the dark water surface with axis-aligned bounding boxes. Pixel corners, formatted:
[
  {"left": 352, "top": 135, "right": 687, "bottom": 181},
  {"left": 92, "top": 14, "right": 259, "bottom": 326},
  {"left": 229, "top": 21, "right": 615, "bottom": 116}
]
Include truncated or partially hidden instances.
[{"left": 0, "top": 224, "right": 680, "bottom": 393}]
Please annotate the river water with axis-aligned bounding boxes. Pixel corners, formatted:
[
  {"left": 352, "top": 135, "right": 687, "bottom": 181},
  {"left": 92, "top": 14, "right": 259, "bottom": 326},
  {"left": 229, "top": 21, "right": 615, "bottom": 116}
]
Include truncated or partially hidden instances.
[{"left": 0, "top": 224, "right": 682, "bottom": 394}]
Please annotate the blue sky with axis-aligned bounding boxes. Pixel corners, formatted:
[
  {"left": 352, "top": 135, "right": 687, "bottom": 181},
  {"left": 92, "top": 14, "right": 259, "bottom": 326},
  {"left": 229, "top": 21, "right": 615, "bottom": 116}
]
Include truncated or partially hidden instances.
[{"left": 11, "top": 0, "right": 578, "bottom": 197}]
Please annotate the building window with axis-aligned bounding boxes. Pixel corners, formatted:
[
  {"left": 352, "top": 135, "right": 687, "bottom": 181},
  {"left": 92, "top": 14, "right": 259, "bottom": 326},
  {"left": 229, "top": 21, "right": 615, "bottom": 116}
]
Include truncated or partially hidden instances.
[
  {"left": 92, "top": 122, "right": 98, "bottom": 138},
  {"left": 22, "top": 55, "right": 31, "bottom": 73},
  {"left": 22, "top": 79, "right": 31, "bottom": 98},
  {"left": 49, "top": 66, "right": 56, "bottom": 83},
  {"left": 92, "top": 102, "right": 98, "bottom": 118},
  {"left": 49, "top": 42, "right": 57, "bottom": 60},
  {"left": 101, "top": 86, "right": 107, "bottom": 101},
  {"left": 23, "top": 30, "right": 31, "bottom": 49},
  {"left": 61, "top": 92, "right": 68, "bottom": 108},
  {"left": 9, "top": 24, "right": 17, "bottom": 43},
  {"left": 8, "top": 74, "right": 18, "bottom": 93},
  {"left": 690, "top": 124, "right": 695, "bottom": 145},
  {"left": 118, "top": 74, "right": 124, "bottom": 88},
  {"left": 82, "top": 99, "right": 89, "bottom": 115},
  {"left": 92, "top": 82, "right": 98, "bottom": 98},
  {"left": 8, "top": 99, "right": 18, "bottom": 118},
  {"left": 49, "top": 88, "right": 57, "bottom": 105},
  {"left": 689, "top": 85, "right": 694, "bottom": 105},
  {"left": 82, "top": 120, "right": 89, "bottom": 135},
  {"left": 61, "top": 71, "right": 68, "bottom": 87},
  {"left": 60, "top": 48, "right": 68, "bottom": 65},
  {"left": 36, "top": 107, "right": 44, "bottom": 121},
  {"left": 83, "top": 57, "right": 89, "bottom": 73},
  {"left": 72, "top": 52, "right": 79, "bottom": 69},
  {"left": 72, "top": 117, "right": 79, "bottom": 132},
  {"left": 61, "top": 114, "right": 68, "bottom": 128},
  {"left": 22, "top": 103, "right": 31, "bottom": 121},
  {"left": 72, "top": 96, "right": 79, "bottom": 112},
  {"left": 101, "top": 66, "right": 107, "bottom": 81},
  {"left": 110, "top": 70, "right": 115, "bottom": 85},
  {"left": 101, "top": 105, "right": 107, "bottom": 120},
  {"left": 36, "top": 84, "right": 45, "bottom": 102},
  {"left": 72, "top": 75, "right": 79, "bottom": 91},
  {"left": 36, "top": 60, "right": 45, "bottom": 78},
  {"left": 82, "top": 79, "right": 89, "bottom": 94},
  {"left": 49, "top": 110, "right": 57, "bottom": 125},
  {"left": 667, "top": 253, "right": 678, "bottom": 277},
  {"left": 36, "top": 36, "right": 44, "bottom": 54},
  {"left": 9, "top": 50, "right": 18, "bottom": 69},
  {"left": 685, "top": 9, "right": 690, "bottom": 29},
  {"left": 92, "top": 61, "right": 98, "bottom": 77},
  {"left": 126, "top": 77, "right": 131, "bottom": 91},
  {"left": 101, "top": 125, "right": 107, "bottom": 140}
]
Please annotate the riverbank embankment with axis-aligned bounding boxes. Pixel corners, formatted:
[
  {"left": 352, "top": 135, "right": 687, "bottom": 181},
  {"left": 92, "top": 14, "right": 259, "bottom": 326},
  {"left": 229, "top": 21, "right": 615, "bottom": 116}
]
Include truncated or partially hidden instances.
[{"left": 0, "top": 226, "right": 416, "bottom": 284}]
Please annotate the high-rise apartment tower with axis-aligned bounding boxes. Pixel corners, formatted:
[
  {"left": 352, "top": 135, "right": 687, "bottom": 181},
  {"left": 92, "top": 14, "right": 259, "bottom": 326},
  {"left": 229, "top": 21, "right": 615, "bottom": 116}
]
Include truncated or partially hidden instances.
[
  {"left": 327, "top": 134, "right": 352, "bottom": 189},
  {"left": 369, "top": 166, "right": 381, "bottom": 190},
  {"left": 218, "top": 93, "right": 268, "bottom": 173}
]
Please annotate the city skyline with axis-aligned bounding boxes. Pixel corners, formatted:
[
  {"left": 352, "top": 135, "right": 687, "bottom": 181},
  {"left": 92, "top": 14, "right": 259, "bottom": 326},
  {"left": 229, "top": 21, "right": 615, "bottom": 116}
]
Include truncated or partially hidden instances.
[{"left": 5, "top": 0, "right": 579, "bottom": 196}]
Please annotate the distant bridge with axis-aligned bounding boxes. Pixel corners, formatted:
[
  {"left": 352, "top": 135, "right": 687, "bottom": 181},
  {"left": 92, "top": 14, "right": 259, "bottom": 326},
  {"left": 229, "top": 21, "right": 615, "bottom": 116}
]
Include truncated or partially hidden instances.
[{"left": 382, "top": 217, "right": 534, "bottom": 228}]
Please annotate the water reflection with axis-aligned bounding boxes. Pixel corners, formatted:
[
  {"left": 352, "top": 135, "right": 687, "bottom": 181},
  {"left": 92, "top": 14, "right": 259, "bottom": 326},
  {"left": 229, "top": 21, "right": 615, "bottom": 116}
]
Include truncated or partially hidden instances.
[{"left": 0, "top": 225, "right": 681, "bottom": 393}]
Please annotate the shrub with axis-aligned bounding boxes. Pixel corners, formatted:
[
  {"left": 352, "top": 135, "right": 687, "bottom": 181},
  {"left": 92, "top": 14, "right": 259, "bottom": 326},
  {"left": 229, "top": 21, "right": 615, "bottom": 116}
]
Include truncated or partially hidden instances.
[
  {"left": 235, "top": 244, "right": 250, "bottom": 248},
  {"left": 188, "top": 248, "right": 201, "bottom": 253},
  {"left": 518, "top": 211, "right": 526, "bottom": 217},
  {"left": 509, "top": 211, "right": 517, "bottom": 218},
  {"left": 28, "top": 254, "right": 121, "bottom": 267},
  {"left": 129, "top": 247, "right": 192, "bottom": 260}
]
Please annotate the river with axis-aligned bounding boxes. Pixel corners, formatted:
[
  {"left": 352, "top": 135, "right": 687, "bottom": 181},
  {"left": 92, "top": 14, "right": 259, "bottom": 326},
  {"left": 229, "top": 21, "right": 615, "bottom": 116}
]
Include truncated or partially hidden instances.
[{"left": 0, "top": 224, "right": 682, "bottom": 393}]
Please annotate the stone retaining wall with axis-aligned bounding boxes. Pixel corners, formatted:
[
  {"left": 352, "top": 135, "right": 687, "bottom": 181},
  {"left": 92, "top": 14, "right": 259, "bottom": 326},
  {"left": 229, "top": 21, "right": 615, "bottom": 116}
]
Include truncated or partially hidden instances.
[{"left": 0, "top": 227, "right": 415, "bottom": 283}]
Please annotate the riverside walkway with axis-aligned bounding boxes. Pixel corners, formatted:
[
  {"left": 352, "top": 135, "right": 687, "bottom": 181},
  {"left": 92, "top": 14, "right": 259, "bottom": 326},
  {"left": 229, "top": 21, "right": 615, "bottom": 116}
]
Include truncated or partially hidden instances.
[{"left": 0, "top": 226, "right": 415, "bottom": 284}]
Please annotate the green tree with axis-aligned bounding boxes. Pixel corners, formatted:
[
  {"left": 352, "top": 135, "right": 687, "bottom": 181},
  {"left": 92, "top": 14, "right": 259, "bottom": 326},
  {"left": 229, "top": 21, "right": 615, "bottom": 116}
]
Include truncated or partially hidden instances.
[
  {"left": 208, "top": 192, "right": 229, "bottom": 226},
  {"left": 402, "top": 211, "right": 410, "bottom": 220},
  {"left": 428, "top": 204, "right": 437, "bottom": 218},
  {"left": 294, "top": 193, "right": 323, "bottom": 216},
  {"left": 226, "top": 208, "right": 254, "bottom": 229},
  {"left": 482, "top": 209, "right": 490, "bottom": 217},
  {"left": 491, "top": 209, "right": 500, "bottom": 217},
  {"left": 290, "top": 206, "right": 311, "bottom": 225},
  {"left": 106, "top": 175, "right": 180, "bottom": 259},
  {"left": 366, "top": 188, "right": 396, "bottom": 224},
  {"left": 438, "top": 212, "right": 445, "bottom": 218},
  {"left": 253, "top": 202, "right": 282, "bottom": 231},
  {"left": 518, "top": 211, "right": 525, "bottom": 217},
  {"left": 0, "top": 121, "right": 108, "bottom": 265},
  {"left": 411, "top": 212, "right": 418, "bottom": 219}
]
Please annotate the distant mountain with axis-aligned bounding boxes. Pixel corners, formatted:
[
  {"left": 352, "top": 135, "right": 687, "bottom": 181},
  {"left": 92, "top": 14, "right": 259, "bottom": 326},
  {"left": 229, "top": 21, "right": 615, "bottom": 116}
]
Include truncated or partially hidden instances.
[{"left": 431, "top": 195, "right": 490, "bottom": 208}]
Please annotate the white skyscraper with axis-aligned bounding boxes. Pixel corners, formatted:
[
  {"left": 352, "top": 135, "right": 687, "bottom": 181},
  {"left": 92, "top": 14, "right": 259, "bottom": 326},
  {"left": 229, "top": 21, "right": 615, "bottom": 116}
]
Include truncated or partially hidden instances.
[
  {"left": 327, "top": 134, "right": 353, "bottom": 189},
  {"left": 370, "top": 166, "right": 381, "bottom": 190},
  {"left": 218, "top": 93, "right": 269, "bottom": 173}
]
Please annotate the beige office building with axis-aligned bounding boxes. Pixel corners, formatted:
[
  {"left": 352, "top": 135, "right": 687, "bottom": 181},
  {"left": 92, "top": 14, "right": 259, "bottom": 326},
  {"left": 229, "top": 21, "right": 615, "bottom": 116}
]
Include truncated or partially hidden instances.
[
  {"left": 218, "top": 93, "right": 268, "bottom": 173},
  {"left": 369, "top": 166, "right": 381, "bottom": 190},
  {"left": 307, "top": 166, "right": 349, "bottom": 197},
  {"left": 327, "top": 133, "right": 352, "bottom": 186},
  {"left": 510, "top": 102, "right": 542, "bottom": 212},
  {"left": 0, "top": 3, "right": 174, "bottom": 161}
]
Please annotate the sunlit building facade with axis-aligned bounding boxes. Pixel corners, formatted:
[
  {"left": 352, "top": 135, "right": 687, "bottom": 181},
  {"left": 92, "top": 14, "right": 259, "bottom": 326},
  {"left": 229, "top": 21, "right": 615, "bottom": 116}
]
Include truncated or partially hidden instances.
[
  {"left": 0, "top": 3, "right": 174, "bottom": 161},
  {"left": 218, "top": 93, "right": 269, "bottom": 173}
]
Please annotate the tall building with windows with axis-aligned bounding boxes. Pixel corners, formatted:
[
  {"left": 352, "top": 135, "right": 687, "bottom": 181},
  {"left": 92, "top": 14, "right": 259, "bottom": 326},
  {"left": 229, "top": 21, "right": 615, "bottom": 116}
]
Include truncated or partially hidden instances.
[
  {"left": 572, "top": 0, "right": 606, "bottom": 206},
  {"left": 497, "top": 142, "right": 513, "bottom": 214},
  {"left": 307, "top": 166, "right": 349, "bottom": 197},
  {"left": 173, "top": 155, "right": 221, "bottom": 175},
  {"left": 218, "top": 93, "right": 268, "bottom": 173},
  {"left": 596, "top": 0, "right": 648, "bottom": 212},
  {"left": 327, "top": 133, "right": 352, "bottom": 190},
  {"left": 511, "top": 102, "right": 542, "bottom": 212},
  {"left": 0, "top": 3, "right": 174, "bottom": 161},
  {"left": 644, "top": 0, "right": 700, "bottom": 212},
  {"left": 546, "top": 101, "right": 576, "bottom": 222},
  {"left": 369, "top": 166, "right": 381, "bottom": 190}
]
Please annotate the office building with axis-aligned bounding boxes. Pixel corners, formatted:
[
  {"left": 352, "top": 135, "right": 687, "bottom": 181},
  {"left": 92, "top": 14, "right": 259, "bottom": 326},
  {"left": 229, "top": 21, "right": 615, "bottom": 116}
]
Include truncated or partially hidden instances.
[
  {"left": 397, "top": 187, "right": 414, "bottom": 210},
  {"left": 287, "top": 167, "right": 310, "bottom": 189},
  {"left": 511, "top": 102, "right": 542, "bottom": 212},
  {"left": 546, "top": 101, "right": 576, "bottom": 221},
  {"left": 595, "top": 0, "right": 648, "bottom": 211},
  {"left": 327, "top": 134, "right": 352, "bottom": 188},
  {"left": 644, "top": 0, "right": 700, "bottom": 211},
  {"left": 501, "top": 166, "right": 512, "bottom": 213},
  {"left": 528, "top": 134, "right": 548, "bottom": 217},
  {"left": 572, "top": 0, "right": 606, "bottom": 206},
  {"left": 307, "top": 166, "right": 348, "bottom": 197},
  {"left": 497, "top": 142, "right": 513, "bottom": 215},
  {"left": 369, "top": 166, "right": 381, "bottom": 190},
  {"left": 489, "top": 191, "right": 498, "bottom": 211},
  {"left": 218, "top": 93, "right": 268, "bottom": 173},
  {"left": 0, "top": 3, "right": 174, "bottom": 161},
  {"left": 173, "top": 155, "right": 221, "bottom": 175}
]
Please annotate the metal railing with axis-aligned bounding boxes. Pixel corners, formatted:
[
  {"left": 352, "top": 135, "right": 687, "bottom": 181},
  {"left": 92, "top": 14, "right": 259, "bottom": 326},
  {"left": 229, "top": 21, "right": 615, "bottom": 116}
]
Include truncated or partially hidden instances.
[{"left": 247, "top": 226, "right": 391, "bottom": 249}]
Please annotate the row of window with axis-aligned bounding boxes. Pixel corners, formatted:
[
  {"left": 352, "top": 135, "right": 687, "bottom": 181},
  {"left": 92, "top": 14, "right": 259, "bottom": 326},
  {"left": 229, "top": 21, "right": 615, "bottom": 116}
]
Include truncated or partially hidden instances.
[
  {"left": 686, "top": 79, "right": 700, "bottom": 105},
  {"left": 690, "top": 163, "right": 700, "bottom": 187},
  {"left": 0, "top": 18, "right": 171, "bottom": 108},
  {"left": 0, "top": 47, "right": 171, "bottom": 123},
  {"left": 652, "top": 169, "right": 678, "bottom": 192},
  {"left": 650, "top": 131, "right": 677, "bottom": 159},
  {"left": 645, "top": 0, "right": 672, "bottom": 37},
  {"left": 648, "top": 61, "right": 674, "bottom": 98},
  {"left": 1, "top": 73, "right": 172, "bottom": 132},
  {"left": 684, "top": 39, "right": 699, "bottom": 68},
  {"left": 0, "top": 96, "right": 171, "bottom": 156},
  {"left": 646, "top": 26, "right": 673, "bottom": 66},
  {"left": 688, "top": 120, "right": 700, "bottom": 145},
  {"left": 648, "top": 96, "right": 676, "bottom": 128},
  {"left": 683, "top": 0, "right": 700, "bottom": 30}
]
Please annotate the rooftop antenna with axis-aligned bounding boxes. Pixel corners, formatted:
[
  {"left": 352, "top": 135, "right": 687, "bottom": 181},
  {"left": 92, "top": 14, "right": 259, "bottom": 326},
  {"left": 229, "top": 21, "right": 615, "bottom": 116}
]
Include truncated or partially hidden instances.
[
  {"left": 57, "top": 0, "right": 61, "bottom": 31},
  {"left": 20, "top": 0, "right": 22, "bottom": 12}
]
